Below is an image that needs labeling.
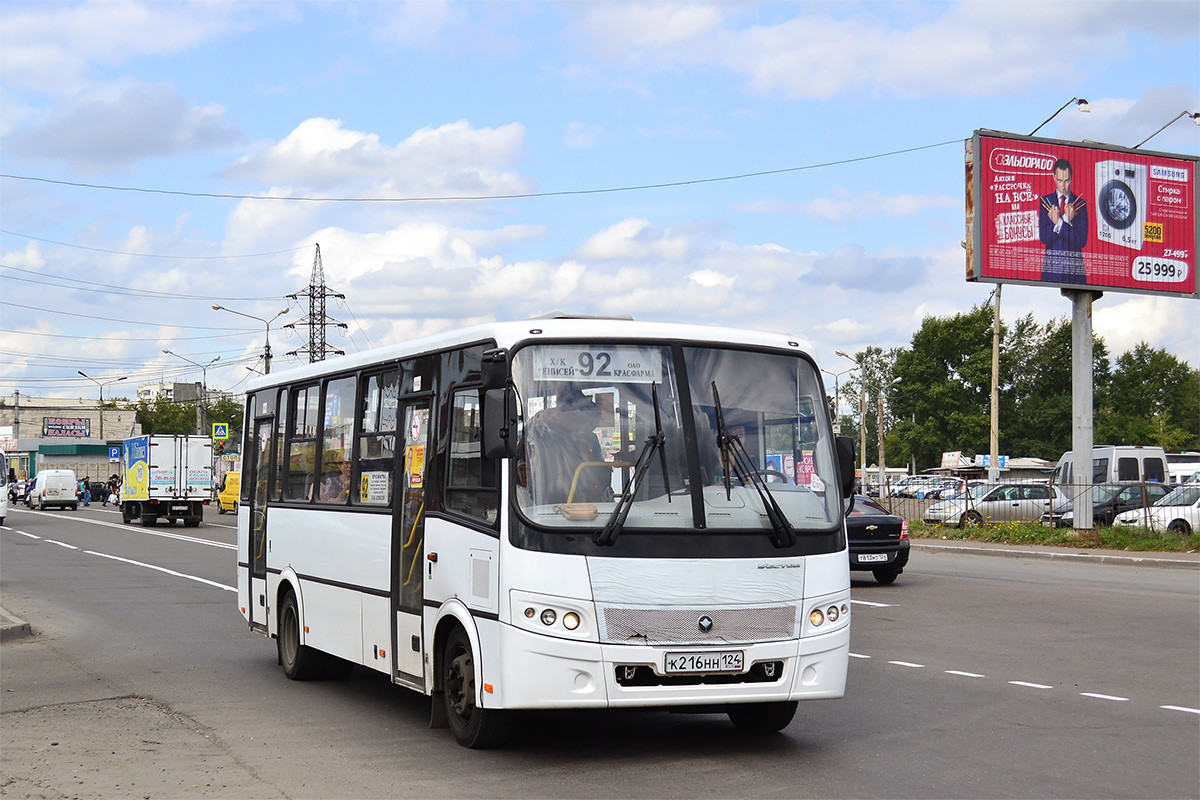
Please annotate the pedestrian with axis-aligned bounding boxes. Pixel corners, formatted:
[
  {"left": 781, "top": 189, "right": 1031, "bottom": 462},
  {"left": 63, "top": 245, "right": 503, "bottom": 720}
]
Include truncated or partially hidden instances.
[{"left": 81, "top": 476, "right": 91, "bottom": 506}]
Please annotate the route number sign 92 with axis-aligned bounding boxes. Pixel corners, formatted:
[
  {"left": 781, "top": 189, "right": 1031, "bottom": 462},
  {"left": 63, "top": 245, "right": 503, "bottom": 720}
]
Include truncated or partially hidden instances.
[{"left": 531, "top": 346, "right": 663, "bottom": 384}]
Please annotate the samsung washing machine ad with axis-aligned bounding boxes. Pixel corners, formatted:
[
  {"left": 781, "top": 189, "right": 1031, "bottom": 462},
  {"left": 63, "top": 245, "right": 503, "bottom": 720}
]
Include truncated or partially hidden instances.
[{"left": 969, "top": 130, "right": 1198, "bottom": 298}]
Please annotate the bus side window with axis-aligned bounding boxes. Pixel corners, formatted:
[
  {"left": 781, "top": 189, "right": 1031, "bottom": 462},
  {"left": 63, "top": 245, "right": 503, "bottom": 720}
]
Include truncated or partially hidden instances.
[
  {"left": 355, "top": 370, "right": 398, "bottom": 506},
  {"left": 445, "top": 389, "right": 499, "bottom": 525}
]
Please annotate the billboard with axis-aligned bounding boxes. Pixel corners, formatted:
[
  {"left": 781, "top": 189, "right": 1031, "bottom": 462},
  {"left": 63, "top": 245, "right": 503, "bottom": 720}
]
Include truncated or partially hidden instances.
[{"left": 967, "top": 130, "right": 1198, "bottom": 297}]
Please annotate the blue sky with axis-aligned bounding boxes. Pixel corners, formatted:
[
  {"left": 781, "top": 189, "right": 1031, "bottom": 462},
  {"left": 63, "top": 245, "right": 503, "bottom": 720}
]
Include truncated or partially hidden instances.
[{"left": 2, "top": 0, "right": 1198, "bottom": 405}]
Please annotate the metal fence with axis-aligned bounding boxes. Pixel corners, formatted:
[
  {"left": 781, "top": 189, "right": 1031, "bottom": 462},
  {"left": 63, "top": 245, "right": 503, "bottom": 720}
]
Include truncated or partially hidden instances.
[{"left": 867, "top": 478, "right": 1174, "bottom": 531}]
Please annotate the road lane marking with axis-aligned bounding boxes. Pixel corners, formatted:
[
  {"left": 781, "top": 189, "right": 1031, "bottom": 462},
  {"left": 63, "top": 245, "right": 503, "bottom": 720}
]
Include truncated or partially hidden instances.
[
  {"left": 1081, "top": 692, "right": 1128, "bottom": 702},
  {"left": 84, "top": 550, "right": 235, "bottom": 593},
  {"left": 1161, "top": 705, "right": 1200, "bottom": 715},
  {"left": 46, "top": 539, "right": 79, "bottom": 550},
  {"left": 1009, "top": 681, "right": 1054, "bottom": 689},
  {"left": 945, "top": 670, "right": 986, "bottom": 678},
  {"left": 848, "top": 652, "right": 870, "bottom": 659},
  {"left": 888, "top": 660, "right": 924, "bottom": 668},
  {"left": 13, "top": 530, "right": 39, "bottom": 539},
  {"left": 851, "top": 599, "right": 892, "bottom": 608},
  {"left": 9, "top": 509, "right": 234, "bottom": 550}
]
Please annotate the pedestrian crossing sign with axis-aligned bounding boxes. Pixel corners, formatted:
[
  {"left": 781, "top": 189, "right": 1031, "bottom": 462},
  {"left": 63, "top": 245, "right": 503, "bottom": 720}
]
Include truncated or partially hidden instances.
[{"left": 212, "top": 423, "right": 229, "bottom": 440}]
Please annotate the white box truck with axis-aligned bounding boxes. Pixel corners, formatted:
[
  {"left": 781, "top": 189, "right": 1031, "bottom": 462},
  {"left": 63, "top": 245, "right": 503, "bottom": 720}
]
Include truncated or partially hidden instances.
[{"left": 121, "top": 435, "right": 212, "bottom": 527}]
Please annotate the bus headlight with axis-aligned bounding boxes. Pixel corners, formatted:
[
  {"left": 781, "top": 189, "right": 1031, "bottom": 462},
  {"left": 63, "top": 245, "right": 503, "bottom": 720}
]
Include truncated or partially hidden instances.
[
  {"left": 804, "top": 593, "right": 850, "bottom": 636},
  {"left": 510, "top": 590, "right": 597, "bottom": 642}
]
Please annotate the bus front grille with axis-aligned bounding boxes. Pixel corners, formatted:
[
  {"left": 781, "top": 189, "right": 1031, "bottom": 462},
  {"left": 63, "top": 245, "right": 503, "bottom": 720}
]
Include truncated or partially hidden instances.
[{"left": 600, "top": 606, "right": 796, "bottom": 645}]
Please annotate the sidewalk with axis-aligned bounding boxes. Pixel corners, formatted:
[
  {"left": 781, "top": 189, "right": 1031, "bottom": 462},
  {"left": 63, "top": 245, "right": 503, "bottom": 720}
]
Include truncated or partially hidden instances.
[
  {"left": 912, "top": 537, "right": 1200, "bottom": 570},
  {"left": 0, "top": 604, "right": 33, "bottom": 642}
]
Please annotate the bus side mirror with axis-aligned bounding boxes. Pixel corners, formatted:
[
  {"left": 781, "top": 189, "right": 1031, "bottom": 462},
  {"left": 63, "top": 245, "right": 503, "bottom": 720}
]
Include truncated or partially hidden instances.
[
  {"left": 836, "top": 436, "right": 855, "bottom": 499},
  {"left": 482, "top": 388, "right": 517, "bottom": 460},
  {"left": 481, "top": 348, "right": 508, "bottom": 391}
]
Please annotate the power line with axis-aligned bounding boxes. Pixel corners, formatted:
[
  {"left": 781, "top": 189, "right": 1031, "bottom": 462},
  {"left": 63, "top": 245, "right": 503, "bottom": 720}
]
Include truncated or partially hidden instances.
[
  {"left": 0, "top": 140, "right": 962, "bottom": 203},
  {"left": 0, "top": 230, "right": 309, "bottom": 260},
  {"left": 0, "top": 263, "right": 284, "bottom": 302},
  {"left": 1, "top": 300, "right": 257, "bottom": 331}
]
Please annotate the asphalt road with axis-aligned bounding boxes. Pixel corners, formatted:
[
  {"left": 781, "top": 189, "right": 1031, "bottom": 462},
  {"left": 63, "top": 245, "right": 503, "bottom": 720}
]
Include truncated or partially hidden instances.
[{"left": 2, "top": 501, "right": 1197, "bottom": 799}]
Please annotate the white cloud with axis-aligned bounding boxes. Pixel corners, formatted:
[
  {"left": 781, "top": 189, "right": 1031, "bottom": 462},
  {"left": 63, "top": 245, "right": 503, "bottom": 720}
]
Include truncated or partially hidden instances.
[
  {"left": 4, "top": 78, "right": 242, "bottom": 172},
  {"left": 574, "top": 2, "right": 1196, "bottom": 99},
  {"left": 576, "top": 218, "right": 692, "bottom": 261},
  {"left": 0, "top": 1, "right": 259, "bottom": 94},
  {"left": 225, "top": 118, "right": 531, "bottom": 198},
  {"left": 739, "top": 188, "right": 959, "bottom": 223}
]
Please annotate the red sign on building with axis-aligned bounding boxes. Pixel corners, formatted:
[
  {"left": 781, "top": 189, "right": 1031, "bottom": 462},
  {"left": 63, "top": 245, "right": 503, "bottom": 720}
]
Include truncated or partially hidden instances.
[{"left": 968, "top": 130, "right": 1198, "bottom": 298}]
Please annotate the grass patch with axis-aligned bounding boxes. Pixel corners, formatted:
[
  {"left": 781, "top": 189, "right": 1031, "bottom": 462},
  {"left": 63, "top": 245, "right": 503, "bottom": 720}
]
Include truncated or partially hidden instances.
[{"left": 908, "top": 519, "right": 1200, "bottom": 553}]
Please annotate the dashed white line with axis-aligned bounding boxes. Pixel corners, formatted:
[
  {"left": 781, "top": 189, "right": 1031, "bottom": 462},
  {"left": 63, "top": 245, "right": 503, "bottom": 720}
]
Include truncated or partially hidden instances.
[
  {"left": 1161, "top": 705, "right": 1200, "bottom": 715},
  {"left": 45, "top": 539, "right": 79, "bottom": 550},
  {"left": 84, "top": 550, "right": 235, "bottom": 593},
  {"left": 848, "top": 652, "right": 870, "bottom": 659},
  {"left": 851, "top": 599, "right": 892, "bottom": 608},
  {"left": 888, "top": 660, "right": 925, "bottom": 668},
  {"left": 1081, "top": 692, "right": 1128, "bottom": 702},
  {"left": 945, "top": 670, "right": 986, "bottom": 678},
  {"left": 1009, "top": 680, "right": 1054, "bottom": 690}
]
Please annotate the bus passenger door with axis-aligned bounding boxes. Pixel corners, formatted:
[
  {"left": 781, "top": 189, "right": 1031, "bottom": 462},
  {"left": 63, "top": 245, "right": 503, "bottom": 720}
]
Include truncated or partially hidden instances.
[
  {"left": 394, "top": 401, "right": 430, "bottom": 683},
  {"left": 247, "top": 416, "right": 272, "bottom": 630}
]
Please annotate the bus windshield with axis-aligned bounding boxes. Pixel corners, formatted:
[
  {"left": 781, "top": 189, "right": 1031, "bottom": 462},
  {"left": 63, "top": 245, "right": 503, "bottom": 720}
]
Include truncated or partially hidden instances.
[{"left": 510, "top": 342, "right": 841, "bottom": 536}]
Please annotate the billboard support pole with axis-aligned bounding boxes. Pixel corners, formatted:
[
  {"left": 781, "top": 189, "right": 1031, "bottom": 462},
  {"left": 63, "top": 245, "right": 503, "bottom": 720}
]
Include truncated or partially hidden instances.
[
  {"left": 1067, "top": 289, "right": 1100, "bottom": 532},
  {"left": 989, "top": 285, "right": 1002, "bottom": 484}
]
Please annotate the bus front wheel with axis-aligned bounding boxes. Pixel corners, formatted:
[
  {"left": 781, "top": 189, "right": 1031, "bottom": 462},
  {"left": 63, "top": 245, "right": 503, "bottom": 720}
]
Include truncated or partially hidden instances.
[
  {"left": 441, "top": 626, "right": 510, "bottom": 748},
  {"left": 727, "top": 700, "right": 798, "bottom": 733},
  {"left": 278, "top": 590, "right": 326, "bottom": 680}
]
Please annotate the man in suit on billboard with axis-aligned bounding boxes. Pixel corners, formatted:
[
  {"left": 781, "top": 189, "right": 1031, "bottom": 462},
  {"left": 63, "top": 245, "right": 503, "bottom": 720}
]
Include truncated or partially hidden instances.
[{"left": 1038, "top": 157, "right": 1088, "bottom": 284}]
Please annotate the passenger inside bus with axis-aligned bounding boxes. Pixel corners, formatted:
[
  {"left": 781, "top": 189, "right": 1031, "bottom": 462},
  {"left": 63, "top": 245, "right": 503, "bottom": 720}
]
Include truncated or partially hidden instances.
[{"left": 523, "top": 384, "right": 611, "bottom": 505}]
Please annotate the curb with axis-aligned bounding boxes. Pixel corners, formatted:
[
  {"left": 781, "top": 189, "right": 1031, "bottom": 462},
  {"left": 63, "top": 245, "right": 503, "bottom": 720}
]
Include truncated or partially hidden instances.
[
  {"left": 911, "top": 540, "right": 1199, "bottom": 570},
  {"left": 0, "top": 605, "right": 33, "bottom": 642}
]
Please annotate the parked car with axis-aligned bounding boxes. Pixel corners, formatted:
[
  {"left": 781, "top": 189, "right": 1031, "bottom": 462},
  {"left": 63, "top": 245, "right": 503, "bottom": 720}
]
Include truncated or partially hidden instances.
[
  {"left": 923, "top": 481, "right": 1066, "bottom": 528},
  {"left": 1042, "top": 483, "right": 1172, "bottom": 528},
  {"left": 847, "top": 495, "right": 909, "bottom": 584},
  {"left": 1114, "top": 484, "right": 1200, "bottom": 536}
]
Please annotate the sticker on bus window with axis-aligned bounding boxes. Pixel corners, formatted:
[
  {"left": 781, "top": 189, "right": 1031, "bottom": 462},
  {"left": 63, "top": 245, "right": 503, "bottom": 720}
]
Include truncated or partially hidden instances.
[
  {"left": 407, "top": 445, "right": 425, "bottom": 488},
  {"left": 362, "top": 471, "right": 389, "bottom": 504},
  {"left": 532, "top": 347, "right": 662, "bottom": 384}
]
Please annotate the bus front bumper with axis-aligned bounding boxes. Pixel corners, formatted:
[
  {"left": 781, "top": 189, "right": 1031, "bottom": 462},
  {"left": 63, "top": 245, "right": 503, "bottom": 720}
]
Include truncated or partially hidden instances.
[{"left": 491, "top": 622, "right": 849, "bottom": 710}]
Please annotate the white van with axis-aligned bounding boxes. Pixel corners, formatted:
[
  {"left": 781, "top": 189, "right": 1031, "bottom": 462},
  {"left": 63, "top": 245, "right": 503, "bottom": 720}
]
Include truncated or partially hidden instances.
[
  {"left": 30, "top": 469, "right": 79, "bottom": 511},
  {"left": 1053, "top": 446, "right": 1168, "bottom": 488}
]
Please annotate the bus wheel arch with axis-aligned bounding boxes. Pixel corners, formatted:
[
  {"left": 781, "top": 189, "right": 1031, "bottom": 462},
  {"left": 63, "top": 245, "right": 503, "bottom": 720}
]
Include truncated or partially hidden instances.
[
  {"left": 431, "top": 607, "right": 509, "bottom": 748},
  {"left": 276, "top": 581, "right": 327, "bottom": 680}
]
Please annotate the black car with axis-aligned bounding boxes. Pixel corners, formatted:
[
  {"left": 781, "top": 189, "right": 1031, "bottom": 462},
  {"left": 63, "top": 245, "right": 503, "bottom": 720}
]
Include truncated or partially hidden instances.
[
  {"left": 847, "top": 495, "right": 909, "bottom": 584},
  {"left": 1042, "top": 482, "right": 1172, "bottom": 527}
]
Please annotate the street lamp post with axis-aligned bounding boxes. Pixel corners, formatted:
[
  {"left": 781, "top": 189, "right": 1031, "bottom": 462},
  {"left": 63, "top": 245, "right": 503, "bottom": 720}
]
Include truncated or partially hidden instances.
[
  {"left": 162, "top": 350, "right": 220, "bottom": 435},
  {"left": 212, "top": 305, "right": 290, "bottom": 375},
  {"left": 821, "top": 366, "right": 858, "bottom": 434},
  {"left": 77, "top": 372, "right": 127, "bottom": 441},
  {"left": 836, "top": 351, "right": 865, "bottom": 492}
]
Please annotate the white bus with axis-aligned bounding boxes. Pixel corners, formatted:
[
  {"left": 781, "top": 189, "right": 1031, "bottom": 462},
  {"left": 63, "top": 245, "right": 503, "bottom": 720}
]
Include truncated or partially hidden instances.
[{"left": 236, "top": 316, "right": 856, "bottom": 747}]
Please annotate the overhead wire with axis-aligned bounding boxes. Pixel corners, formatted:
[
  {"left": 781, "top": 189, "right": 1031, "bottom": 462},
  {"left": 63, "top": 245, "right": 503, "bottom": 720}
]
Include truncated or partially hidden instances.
[
  {"left": 0, "top": 140, "right": 962, "bottom": 203},
  {"left": 0, "top": 263, "right": 286, "bottom": 302},
  {"left": 0, "top": 230, "right": 308, "bottom": 260}
]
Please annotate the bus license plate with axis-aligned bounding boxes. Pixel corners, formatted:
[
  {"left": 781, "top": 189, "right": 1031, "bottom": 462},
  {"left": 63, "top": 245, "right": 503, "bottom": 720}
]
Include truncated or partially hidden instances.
[
  {"left": 664, "top": 650, "right": 744, "bottom": 674},
  {"left": 857, "top": 553, "right": 888, "bottom": 563}
]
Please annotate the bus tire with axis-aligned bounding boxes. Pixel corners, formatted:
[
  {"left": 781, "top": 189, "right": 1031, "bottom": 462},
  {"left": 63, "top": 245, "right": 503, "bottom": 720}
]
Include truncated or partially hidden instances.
[
  {"left": 278, "top": 590, "right": 326, "bottom": 680},
  {"left": 727, "top": 700, "right": 797, "bottom": 733},
  {"left": 442, "top": 626, "right": 510, "bottom": 748}
]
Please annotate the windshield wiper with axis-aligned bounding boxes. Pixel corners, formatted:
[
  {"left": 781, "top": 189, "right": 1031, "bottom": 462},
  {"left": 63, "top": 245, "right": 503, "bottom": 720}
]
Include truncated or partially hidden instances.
[
  {"left": 711, "top": 381, "right": 796, "bottom": 549},
  {"left": 595, "top": 383, "right": 668, "bottom": 546}
]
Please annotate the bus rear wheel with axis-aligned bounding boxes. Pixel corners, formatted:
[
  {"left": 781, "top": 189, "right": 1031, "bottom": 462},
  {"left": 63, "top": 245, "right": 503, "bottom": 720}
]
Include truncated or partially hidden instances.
[
  {"left": 727, "top": 700, "right": 798, "bottom": 733},
  {"left": 441, "top": 626, "right": 509, "bottom": 748},
  {"left": 278, "top": 590, "right": 326, "bottom": 680}
]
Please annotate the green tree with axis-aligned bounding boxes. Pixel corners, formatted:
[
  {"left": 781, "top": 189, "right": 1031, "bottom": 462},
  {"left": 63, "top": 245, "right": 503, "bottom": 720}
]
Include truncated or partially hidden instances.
[
  {"left": 1001, "top": 315, "right": 1109, "bottom": 460},
  {"left": 1096, "top": 343, "right": 1199, "bottom": 450},
  {"left": 888, "top": 304, "right": 996, "bottom": 471},
  {"left": 134, "top": 396, "right": 195, "bottom": 436}
]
